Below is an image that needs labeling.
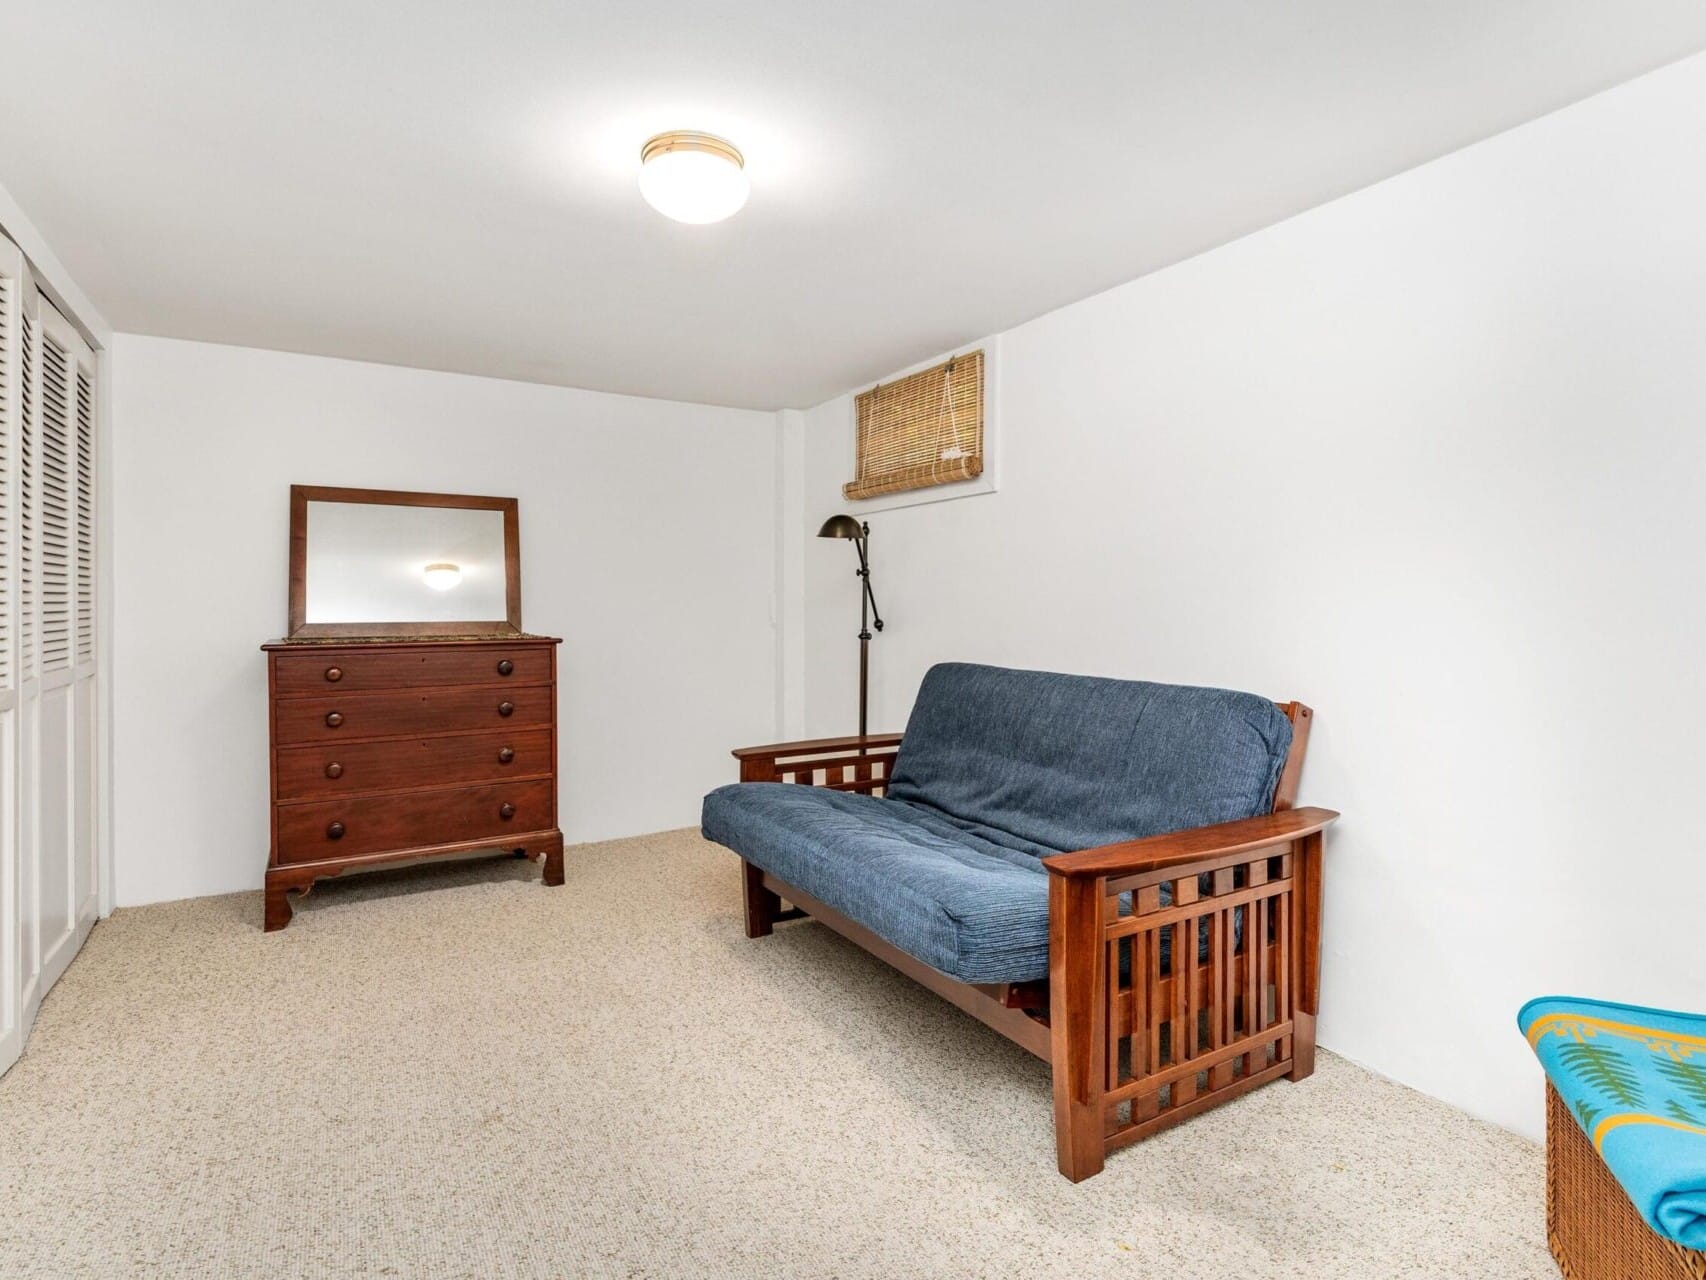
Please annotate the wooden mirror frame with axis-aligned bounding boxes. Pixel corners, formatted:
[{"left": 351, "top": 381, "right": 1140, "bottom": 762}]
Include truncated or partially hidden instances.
[{"left": 287, "top": 485, "right": 522, "bottom": 639}]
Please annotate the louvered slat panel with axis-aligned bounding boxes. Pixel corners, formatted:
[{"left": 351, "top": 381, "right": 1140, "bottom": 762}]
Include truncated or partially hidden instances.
[
  {"left": 39, "top": 334, "right": 71, "bottom": 671},
  {"left": 0, "top": 271, "right": 12, "bottom": 688},
  {"left": 20, "top": 307, "right": 35, "bottom": 679},
  {"left": 75, "top": 365, "right": 93, "bottom": 662}
]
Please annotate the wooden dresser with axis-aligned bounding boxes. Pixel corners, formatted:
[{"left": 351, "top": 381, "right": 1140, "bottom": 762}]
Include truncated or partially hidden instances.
[{"left": 261, "top": 636, "right": 564, "bottom": 930}]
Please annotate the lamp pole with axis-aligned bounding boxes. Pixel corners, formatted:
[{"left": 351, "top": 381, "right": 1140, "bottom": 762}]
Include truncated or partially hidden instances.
[
  {"left": 816, "top": 514, "right": 883, "bottom": 740},
  {"left": 853, "top": 522, "right": 883, "bottom": 739}
]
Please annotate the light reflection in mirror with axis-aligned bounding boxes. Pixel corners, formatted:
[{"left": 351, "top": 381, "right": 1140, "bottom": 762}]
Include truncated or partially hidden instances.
[{"left": 305, "top": 502, "right": 505, "bottom": 624}]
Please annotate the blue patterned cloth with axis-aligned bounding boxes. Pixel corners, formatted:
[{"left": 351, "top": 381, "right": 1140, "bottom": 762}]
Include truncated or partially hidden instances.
[
  {"left": 702, "top": 664, "right": 1292, "bottom": 984},
  {"left": 1520, "top": 996, "right": 1706, "bottom": 1250}
]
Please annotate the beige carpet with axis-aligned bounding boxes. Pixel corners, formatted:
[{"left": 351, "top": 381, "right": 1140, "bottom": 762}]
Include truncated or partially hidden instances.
[{"left": 0, "top": 829, "right": 1553, "bottom": 1279}]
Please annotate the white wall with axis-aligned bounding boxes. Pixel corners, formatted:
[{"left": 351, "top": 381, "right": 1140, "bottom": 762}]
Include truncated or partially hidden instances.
[
  {"left": 112, "top": 336, "right": 780, "bottom": 906},
  {"left": 797, "top": 51, "right": 1706, "bottom": 1141}
]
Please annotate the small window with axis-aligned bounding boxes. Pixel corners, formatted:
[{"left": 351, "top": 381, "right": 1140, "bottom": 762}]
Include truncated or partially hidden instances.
[{"left": 844, "top": 349, "right": 983, "bottom": 501}]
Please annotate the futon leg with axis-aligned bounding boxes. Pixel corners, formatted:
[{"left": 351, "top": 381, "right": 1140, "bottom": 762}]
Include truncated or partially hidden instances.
[
  {"left": 742, "top": 860, "right": 780, "bottom": 938},
  {"left": 1289, "top": 1013, "right": 1318, "bottom": 1081},
  {"left": 1049, "top": 875, "right": 1106, "bottom": 1181},
  {"left": 1287, "top": 829, "right": 1324, "bottom": 1082}
]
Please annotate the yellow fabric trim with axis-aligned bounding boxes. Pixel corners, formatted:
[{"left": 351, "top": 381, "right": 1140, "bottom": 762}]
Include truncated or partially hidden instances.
[
  {"left": 1527, "top": 1012, "right": 1706, "bottom": 1059},
  {"left": 1592, "top": 1112, "right": 1706, "bottom": 1153}
]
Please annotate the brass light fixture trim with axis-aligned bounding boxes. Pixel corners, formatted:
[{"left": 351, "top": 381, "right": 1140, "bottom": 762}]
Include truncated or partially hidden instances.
[{"left": 640, "top": 131, "right": 745, "bottom": 170}]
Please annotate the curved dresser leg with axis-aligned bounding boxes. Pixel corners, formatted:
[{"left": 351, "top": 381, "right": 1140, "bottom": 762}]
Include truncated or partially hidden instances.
[
  {"left": 263, "top": 873, "right": 295, "bottom": 932},
  {"left": 541, "top": 835, "right": 565, "bottom": 887}
]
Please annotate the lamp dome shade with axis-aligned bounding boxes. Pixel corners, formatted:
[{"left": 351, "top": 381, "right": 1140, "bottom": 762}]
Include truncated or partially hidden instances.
[
  {"left": 638, "top": 131, "right": 749, "bottom": 224},
  {"left": 817, "top": 515, "right": 863, "bottom": 539},
  {"left": 422, "top": 562, "right": 462, "bottom": 591}
]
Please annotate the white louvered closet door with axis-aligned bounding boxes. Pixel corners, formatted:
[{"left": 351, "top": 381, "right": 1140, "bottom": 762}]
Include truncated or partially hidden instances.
[
  {"left": 0, "top": 233, "right": 99, "bottom": 1079},
  {"left": 0, "top": 234, "right": 20, "bottom": 1076}
]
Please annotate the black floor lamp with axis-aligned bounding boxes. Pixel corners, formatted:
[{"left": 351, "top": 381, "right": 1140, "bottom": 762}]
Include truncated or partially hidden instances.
[{"left": 817, "top": 514, "right": 883, "bottom": 738}]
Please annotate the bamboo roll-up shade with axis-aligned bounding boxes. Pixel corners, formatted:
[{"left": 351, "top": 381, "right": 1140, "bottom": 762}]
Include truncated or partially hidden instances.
[{"left": 844, "top": 349, "right": 983, "bottom": 500}]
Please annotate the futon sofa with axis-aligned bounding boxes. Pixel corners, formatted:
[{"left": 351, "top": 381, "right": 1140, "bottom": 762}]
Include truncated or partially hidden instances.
[{"left": 702, "top": 662, "right": 1337, "bottom": 1180}]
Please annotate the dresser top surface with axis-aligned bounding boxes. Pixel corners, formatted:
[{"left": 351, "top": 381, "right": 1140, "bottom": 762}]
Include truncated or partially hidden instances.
[{"left": 263, "top": 634, "right": 561, "bottom": 651}]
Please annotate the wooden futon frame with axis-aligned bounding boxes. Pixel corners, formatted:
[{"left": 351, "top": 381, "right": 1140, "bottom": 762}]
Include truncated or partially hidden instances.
[{"left": 732, "top": 702, "right": 1337, "bottom": 1181}]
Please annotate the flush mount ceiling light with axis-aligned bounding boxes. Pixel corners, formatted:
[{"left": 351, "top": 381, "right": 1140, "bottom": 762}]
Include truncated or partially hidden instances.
[
  {"left": 422, "top": 562, "right": 462, "bottom": 591},
  {"left": 638, "top": 131, "right": 749, "bottom": 224}
]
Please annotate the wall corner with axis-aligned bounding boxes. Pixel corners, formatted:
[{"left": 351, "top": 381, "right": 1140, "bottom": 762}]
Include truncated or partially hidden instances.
[{"left": 774, "top": 409, "right": 807, "bottom": 738}]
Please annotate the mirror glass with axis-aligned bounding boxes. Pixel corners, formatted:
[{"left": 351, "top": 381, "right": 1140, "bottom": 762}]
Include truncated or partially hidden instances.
[{"left": 304, "top": 501, "right": 508, "bottom": 625}]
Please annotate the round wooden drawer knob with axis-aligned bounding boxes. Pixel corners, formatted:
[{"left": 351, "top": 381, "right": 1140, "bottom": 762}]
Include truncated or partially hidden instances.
[
  {"left": 324, "top": 667, "right": 343, "bottom": 682},
  {"left": 324, "top": 762, "right": 344, "bottom": 779},
  {"left": 326, "top": 821, "right": 346, "bottom": 839},
  {"left": 325, "top": 711, "right": 344, "bottom": 728},
  {"left": 497, "top": 747, "right": 515, "bottom": 764},
  {"left": 499, "top": 803, "right": 516, "bottom": 820},
  {"left": 497, "top": 660, "right": 514, "bottom": 676},
  {"left": 497, "top": 701, "right": 514, "bottom": 717}
]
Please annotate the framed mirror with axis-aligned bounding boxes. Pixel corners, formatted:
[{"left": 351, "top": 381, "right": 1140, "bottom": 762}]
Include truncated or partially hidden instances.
[{"left": 287, "top": 486, "right": 522, "bottom": 638}]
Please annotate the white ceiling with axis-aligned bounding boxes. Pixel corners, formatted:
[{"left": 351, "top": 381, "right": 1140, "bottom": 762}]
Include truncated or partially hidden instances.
[{"left": 3, "top": 3, "right": 1704, "bottom": 410}]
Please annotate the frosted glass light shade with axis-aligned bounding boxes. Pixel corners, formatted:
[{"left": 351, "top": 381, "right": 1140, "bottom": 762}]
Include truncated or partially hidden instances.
[
  {"left": 638, "top": 132, "right": 749, "bottom": 224},
  {"left": 422, "top": 562, "right": 462, "bottom": 591}
]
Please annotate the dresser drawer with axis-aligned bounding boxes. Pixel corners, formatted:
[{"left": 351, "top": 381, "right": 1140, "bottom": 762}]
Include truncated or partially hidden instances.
[
  {"left": 275, "top": 728, "right": 553, "bottom": 801},
  {"left": 275, "top": 779, "right": 556, "bottom": 864},
  {"left": 273, "top": 685, "right": 553, "bottom": 744},
  {"left": 272, "top": 645, "right": 551, "bottom": 695}
]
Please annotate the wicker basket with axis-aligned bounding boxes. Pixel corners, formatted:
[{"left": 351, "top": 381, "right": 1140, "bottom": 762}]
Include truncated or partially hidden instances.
[{"left": 1547, "top": 1084, "right": 1706, "bottom": 1279}]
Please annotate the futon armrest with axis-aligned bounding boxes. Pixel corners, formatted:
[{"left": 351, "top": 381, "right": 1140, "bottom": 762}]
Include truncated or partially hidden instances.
[
  {"left": 731, "top": 733, "right": 905, "bottom": 791},
  {"left": 731, "top": 733, "right": 903, "bottom": 762},
  {"left": 1042, "top": 807, "right": 1339, "bottom": 880}
]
